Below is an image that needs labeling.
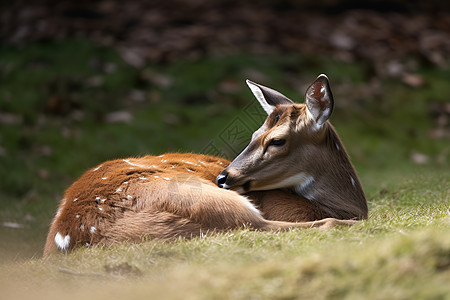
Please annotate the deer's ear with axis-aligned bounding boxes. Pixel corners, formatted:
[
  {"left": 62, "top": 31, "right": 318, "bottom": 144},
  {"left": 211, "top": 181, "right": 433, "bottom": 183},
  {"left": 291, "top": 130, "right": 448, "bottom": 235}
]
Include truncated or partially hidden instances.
[
  {"left": 305, "top": 74, "right": 334, "bottom": 127},
  {"left": 246, "top": 80, "right": 294, "bottom": 115}
]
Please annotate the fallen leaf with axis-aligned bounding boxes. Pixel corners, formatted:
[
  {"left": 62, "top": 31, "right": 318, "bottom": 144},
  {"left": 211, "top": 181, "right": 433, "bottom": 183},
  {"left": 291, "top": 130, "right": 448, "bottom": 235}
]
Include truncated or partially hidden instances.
[
  {"left": 141, "top": 69, "right": 174, "bottom": 89},
  {"left": 129, "top": 89, "right": 147, "bottom": 102},
  {"left": 37, "top": 168, "right": 49, "bottom": 179},
  {"left": 105, "top": 111, "right": 133, "bottom": 124},
  {"left": 104, "top": 262, "right": 143, "bottom": 277},
  {"left": 2, "top": 222, "right": 24, "bottom": 229},
  {"left": 410, "top": 151, "right": 429, "bottom": 165},
  {"left": 0, "top": 112, "right": 23, "bottom": 125},
  {"left": 85, "top": 75, "right": 104, "bottom": 87},
  {"left": 401, "top": 73, "right": 426, "bottom": 88}
]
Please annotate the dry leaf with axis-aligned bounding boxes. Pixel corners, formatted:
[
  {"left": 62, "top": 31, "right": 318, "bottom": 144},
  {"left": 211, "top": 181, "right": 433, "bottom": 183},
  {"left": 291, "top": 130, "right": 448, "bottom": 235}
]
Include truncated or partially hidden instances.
[{"left": 105, "top": 111, "right": 133, "bottom": 123}]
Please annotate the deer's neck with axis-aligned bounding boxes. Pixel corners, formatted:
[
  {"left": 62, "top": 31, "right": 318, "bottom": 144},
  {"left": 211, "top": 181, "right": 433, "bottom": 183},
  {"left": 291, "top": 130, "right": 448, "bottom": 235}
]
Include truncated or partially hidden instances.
[{"left": 293, "top": 125, "right": 368, "bottom": 220}]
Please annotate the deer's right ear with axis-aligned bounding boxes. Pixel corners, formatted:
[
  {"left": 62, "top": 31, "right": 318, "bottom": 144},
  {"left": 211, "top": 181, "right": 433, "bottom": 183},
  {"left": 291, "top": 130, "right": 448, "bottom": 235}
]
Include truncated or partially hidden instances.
[{"left": 246, "top": 80, "right": 293, "bottom": 115}]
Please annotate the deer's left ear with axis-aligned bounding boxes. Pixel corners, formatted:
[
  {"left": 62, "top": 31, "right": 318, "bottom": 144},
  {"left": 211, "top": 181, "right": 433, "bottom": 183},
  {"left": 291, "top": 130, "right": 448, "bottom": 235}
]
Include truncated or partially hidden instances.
[
  {"left": 305, "top": 74, "right": 334, "bottom": 127},
  {"left": 246, "top": 80, "right": 293, "bottom": 115}
]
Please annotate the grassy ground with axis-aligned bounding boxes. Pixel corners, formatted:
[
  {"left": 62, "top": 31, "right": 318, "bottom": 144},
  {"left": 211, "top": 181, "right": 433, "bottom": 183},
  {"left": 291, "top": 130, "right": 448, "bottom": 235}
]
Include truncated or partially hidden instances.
[{"left": 0, "top": 40, "right": 449, "bottom": 299}]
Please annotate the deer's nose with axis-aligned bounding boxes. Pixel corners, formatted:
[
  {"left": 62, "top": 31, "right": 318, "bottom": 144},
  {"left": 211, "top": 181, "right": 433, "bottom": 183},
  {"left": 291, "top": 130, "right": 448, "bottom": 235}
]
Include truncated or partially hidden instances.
[{"left": 216, "top": 172, "right": 228, "bottom": 188}]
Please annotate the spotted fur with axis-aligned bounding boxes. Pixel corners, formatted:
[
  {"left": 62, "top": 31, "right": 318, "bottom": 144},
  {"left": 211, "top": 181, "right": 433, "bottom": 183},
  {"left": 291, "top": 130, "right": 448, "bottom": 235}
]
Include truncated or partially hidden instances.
[
  {"left": 44, "top": 153, "right": 353, "bottom": 255},
  {"left": 44, "top": 75, "right": 365, "bottom": 256}
]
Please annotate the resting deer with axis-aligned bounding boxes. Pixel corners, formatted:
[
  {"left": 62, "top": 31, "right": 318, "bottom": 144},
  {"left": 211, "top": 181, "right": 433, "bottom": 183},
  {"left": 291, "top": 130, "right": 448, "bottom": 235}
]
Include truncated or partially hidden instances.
[{"left": 44, "top": 74, "right": 367, "bottom": 256}]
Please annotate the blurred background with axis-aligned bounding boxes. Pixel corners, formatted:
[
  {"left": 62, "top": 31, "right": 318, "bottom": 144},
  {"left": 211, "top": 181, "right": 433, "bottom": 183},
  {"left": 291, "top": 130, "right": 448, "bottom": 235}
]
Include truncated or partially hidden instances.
[{"left": 0, "top": 0, "right": 449, "bottom": 258}]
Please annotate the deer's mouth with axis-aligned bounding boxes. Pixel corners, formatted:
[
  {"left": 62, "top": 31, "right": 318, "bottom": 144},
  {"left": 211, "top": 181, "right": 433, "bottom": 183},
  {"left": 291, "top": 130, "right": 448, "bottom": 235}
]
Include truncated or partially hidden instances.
[{"left": 216, "top": 171, "right": 253, "bottom": 194}]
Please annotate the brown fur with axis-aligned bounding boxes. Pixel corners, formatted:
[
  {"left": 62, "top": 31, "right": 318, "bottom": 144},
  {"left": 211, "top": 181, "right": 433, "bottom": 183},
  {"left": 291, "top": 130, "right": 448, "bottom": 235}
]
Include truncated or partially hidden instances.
[
  {"left": 45, "top": 75, "right": 366, "bottom": 256},
  {"left": 221, "top": 104, "right": 368, "bottom": 220},
  {"left": 248, "top": 189, "right": 325, "bottom": 222},
  {"left": 44, "top": 153, "right": 353, "bottom": 256},
  {"left": 218, "top": 76, "right": 368, "bottom": 221}
]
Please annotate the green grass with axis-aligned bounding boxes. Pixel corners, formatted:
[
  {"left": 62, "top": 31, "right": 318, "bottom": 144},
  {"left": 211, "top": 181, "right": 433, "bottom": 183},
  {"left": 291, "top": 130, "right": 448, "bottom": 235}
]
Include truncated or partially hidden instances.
[
  {"left": 0, "top": 40, "right": 449, "bottom": 299},
  {"left": 0, "top": 169, "right": 449, "bottom": 299},
  {"left": 0, "top": 167, "right": 448, "bottom": 300}
]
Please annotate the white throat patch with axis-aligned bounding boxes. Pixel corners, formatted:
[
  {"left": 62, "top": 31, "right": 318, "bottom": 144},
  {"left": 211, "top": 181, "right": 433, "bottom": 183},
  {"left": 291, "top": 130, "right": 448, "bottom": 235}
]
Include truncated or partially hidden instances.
[
  {"left": 293, "top": 175, "right": 315, "bottom": 196},
  {"left": 260, "top": 172, "right": 314, "bottom": 191}
]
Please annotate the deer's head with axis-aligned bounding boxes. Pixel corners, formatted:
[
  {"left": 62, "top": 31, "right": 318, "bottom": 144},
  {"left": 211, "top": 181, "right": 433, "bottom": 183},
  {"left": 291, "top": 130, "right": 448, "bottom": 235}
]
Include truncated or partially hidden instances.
[{"left": 217, "top": 74, "right": 336, "bottom": 195}]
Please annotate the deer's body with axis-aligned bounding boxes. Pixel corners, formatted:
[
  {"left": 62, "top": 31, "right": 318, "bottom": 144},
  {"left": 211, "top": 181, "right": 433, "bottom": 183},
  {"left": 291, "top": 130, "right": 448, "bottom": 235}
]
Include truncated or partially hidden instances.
[{"left": 44, "top": 75, "right": 367, "bottom": 256}]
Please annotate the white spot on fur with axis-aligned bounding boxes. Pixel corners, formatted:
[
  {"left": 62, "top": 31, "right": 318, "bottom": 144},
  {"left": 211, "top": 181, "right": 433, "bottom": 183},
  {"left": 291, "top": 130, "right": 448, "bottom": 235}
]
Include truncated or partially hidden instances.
[
  {"left": 92, "top": 165, "right": 102, "bottom": 171},
  {"left": 170, "top": 165, "right": 175, "bottom": 169},
  {"left": 161, "top": 159, "right": 167, "bottom": 163},
  {"left": 123, "top": 159, "right": 149, "bottom": 168},
  {"left": 163, "top": 177, "right": 170, "bottom": 180},
  {"left": 139, "top": 176, "right": 147, "bottom": 180},
  {"left": 186, "top": 168, "right": 193, "bottom": 172},
  {"left": 123, "top": 181, "right": 129, "bottom": 184},
  {"left": 80, "top": 224, "right": 84, "bottom": 230},
  {"left": 73, "top": 198, "right": 78, "bottom": 202},
  {"left": 55, "top": 208, "right": 62, "bottom": 217},
  {"left": 95, "top": 196, "right": 100, "bottom": 201},
  {"left": 54, "top": 232, "right": 70, "bottom": 251},
  {"left": 85, "top": 242, "right": 90, "bottom": 248},
  {"left": 219, "top": 162, "right": 224, "bottom": 165},
  {"left": 335, "top": 143, "right": 340, "bottom": 151},
  {"left": 101, "top": 199, "right": 106, "bottom": 203},
  {"left": 123, "top": 159, "right": 134, "bottom": 165},
  {"left": 127, "top": 195, "right": 133, "bottom": 199},
  {"left": 90, "top": 226, "right": 96, "bottom": 233},
  {"left": 101, "top": 177, "right": 107, "bottom": 180},
  {"left": 76, "top": 214, "right": 80, "bottom": 218},
  {"left": 350, "top": 176, "right": 356, "bottom": 187},
  {"left": 98, "top": 207, "right": 103, "bottom": 211},
  {"left": 154, "top": 175, "right": 159, "bottom": 178},
  {"left": 115, "top": 187, "right": 122, "bottom": 193}
]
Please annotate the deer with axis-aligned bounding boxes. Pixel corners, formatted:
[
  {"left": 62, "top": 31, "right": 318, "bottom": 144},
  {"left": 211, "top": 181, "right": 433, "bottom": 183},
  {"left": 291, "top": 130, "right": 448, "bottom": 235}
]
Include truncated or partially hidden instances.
[{"left": 43, "top": 74, "right": 367, "bottom": 256}]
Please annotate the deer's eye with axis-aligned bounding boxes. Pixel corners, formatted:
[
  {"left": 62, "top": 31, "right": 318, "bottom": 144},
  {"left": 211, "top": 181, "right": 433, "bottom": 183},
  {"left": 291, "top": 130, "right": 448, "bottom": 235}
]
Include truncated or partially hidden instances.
[
  {"left": 274, "top": 114, "right": 281, "bottom": 123},
  {"left": 269, "top": 139, "right": 286, "bottom": 147}
]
